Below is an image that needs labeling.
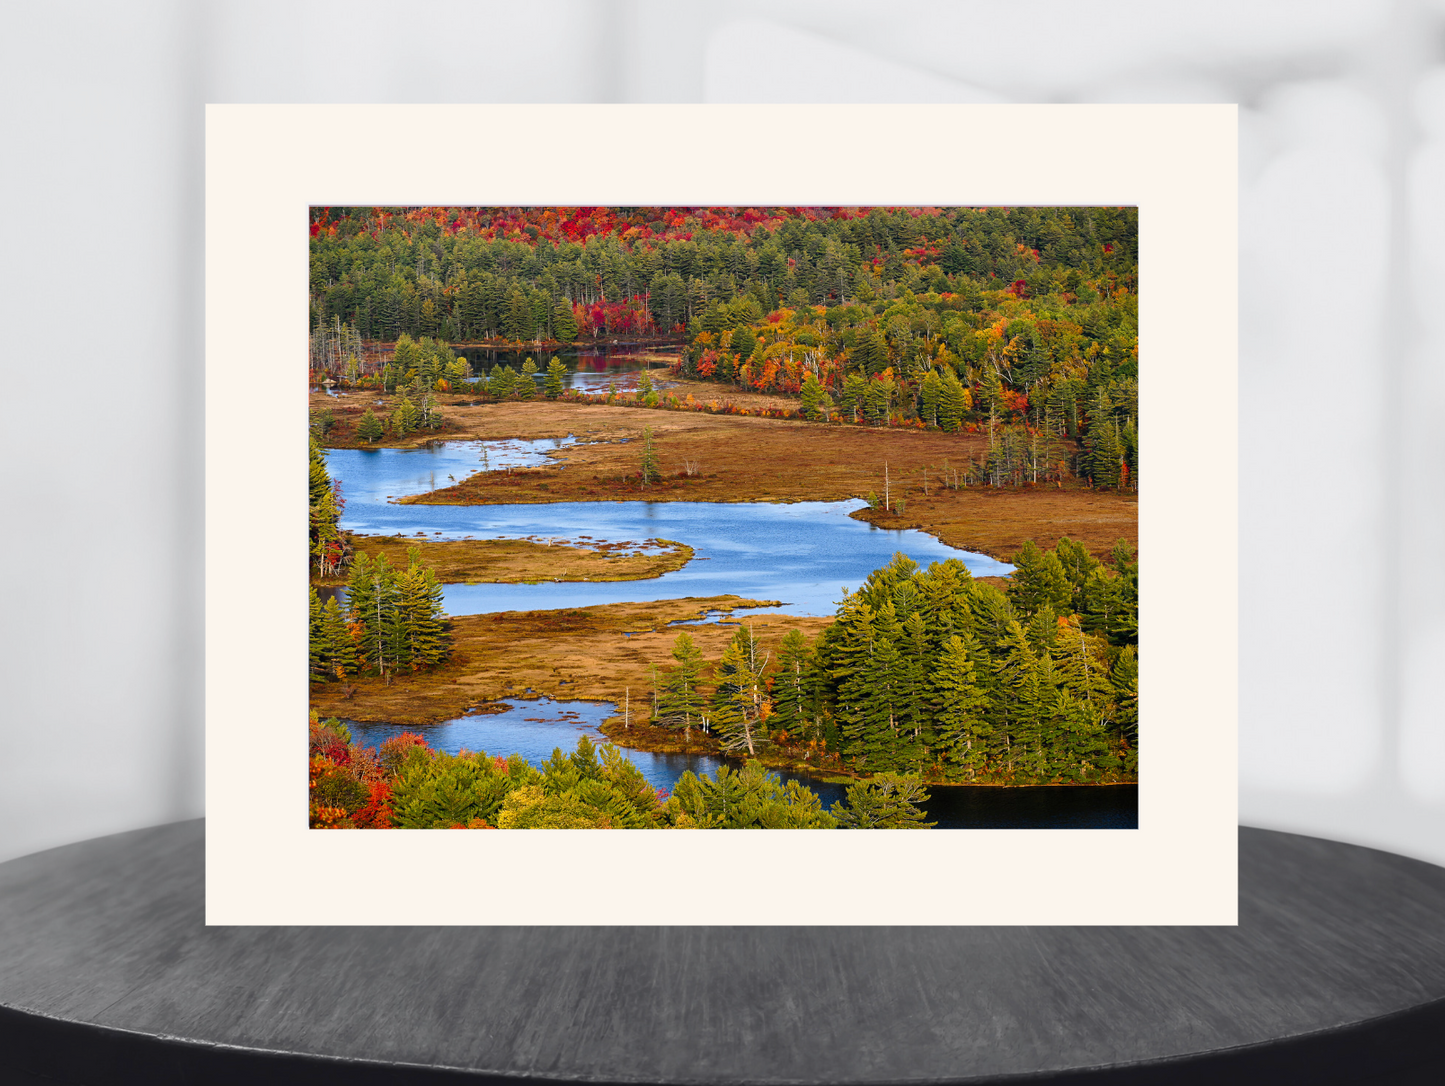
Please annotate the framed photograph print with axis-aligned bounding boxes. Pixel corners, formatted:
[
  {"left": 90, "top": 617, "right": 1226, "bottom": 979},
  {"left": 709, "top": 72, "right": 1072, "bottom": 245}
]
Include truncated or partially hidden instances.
[{"left": 206, "top": 104, "right": 1237, "bottom": 924}]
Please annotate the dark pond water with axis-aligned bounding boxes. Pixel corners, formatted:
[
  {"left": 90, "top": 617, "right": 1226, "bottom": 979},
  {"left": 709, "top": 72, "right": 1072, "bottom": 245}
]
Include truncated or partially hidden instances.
[
  {"left": 325, "top": 442, "right": 1014, "bottom": 618},
  {"left": 452, "top": 343, "right": 681, "bottom": 396},
  {"left": 344, "top": 698, "right": 1137, "bottom": 829}
]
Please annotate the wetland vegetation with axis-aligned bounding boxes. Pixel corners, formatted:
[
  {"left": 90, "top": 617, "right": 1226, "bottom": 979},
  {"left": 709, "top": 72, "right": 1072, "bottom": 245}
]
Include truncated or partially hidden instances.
[{"left": 307, "top": 205, "right": 1139, "bottom": 829}]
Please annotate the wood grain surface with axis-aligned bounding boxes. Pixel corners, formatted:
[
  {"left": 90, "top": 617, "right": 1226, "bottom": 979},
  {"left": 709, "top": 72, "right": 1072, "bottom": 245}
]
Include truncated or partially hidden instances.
[{"left": 1, "top": 822, "right": 1443, "bottom": 1085}]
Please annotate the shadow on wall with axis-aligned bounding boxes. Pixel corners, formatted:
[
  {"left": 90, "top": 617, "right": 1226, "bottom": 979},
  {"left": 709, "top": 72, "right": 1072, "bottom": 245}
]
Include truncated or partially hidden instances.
[{"left": 4, "top": 0, "right": 1443, "bottom": 866}]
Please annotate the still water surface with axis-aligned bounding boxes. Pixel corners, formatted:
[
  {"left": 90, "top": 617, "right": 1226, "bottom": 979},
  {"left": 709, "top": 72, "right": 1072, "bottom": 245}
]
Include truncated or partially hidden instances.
[
  {"left": 325, "top": 441, "right": 1134, "bottom": 828},
  {"left": 326, "top": 443, "right": 1014, "bottom": 618},
  {"left": 345, "top": 698, "right": 1137, "bottom": 829},
  {"left": 452, "top": 343, "right": 679, "bottom": 396}
]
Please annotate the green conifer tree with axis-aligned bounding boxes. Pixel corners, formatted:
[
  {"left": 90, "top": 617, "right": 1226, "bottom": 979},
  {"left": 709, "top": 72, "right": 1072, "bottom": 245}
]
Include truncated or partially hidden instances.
[
  {"left": 840, "top": 374, "right": 868, "bottom": 422},
  {"left": 544, "top": 356, "right": 566, "bottom": 399},
  {"left": 486, "top": 363, "right": 508, "bottom": 399},
  {"left": 355, "top": 408, "right": 384, "bottom": 443},
  {"left": 639, "top": 427, "right": 659, "bottom": 487},
  {"left": 711, "top": 627, "right": 770, "bottom": 756},
  {"left": 1110, "top": 644, "right": 1139, "bottom": 772},
  {"left": 399, "top": 548, "right": 452, "bottom": 668},
  {"left": 730, "top": 325, "right": 757, "bottom": 361},
  {"left": 309, "top": 438, "right": 343, "bottom": 575},
  {"left": 516, "top": 358, "right": 537, "bottom": 400},
  {"left": 769, "top": 629, "right": 816, "bottom": 742},
  {"left": 1007, "top": 540, "right": 1073, "bottom": 618},
  {"left": 832, "top": 774, "right": 935, "bottom": 828},
  {"left": 319, "top": 596, "right": 357, "bottom": 679},
  {"left": 504, "top": 290, "right": 531, "bottom": 341},
  {"left": 852, "top": 327, "right": 887, "bottom": 376},
  {"left": 447, "top": 356, "right": 471, "bottom": 386},
  {"left": 864, "top": 375, "right": 893, "bottom": 425},
  {"left": 800, "top": 372, "right": 825, "bottom": 420},
  {"left": 920, "top": 369, "right": 942, "bottom": 426},
  {"left": 308, "top": 586, "right": 327, "bottom": 679},
  {"left": 553, "top": 302, "right": 578, "bottom": 343},
  {"left": 930, "top": 633, "right": 991, "bottom": 778},
  {"left": 938, "top": 369, "right": 967, "bottom": 432},
  {"left": 655, "top": 632, "right": 706, "bottom": 740}
]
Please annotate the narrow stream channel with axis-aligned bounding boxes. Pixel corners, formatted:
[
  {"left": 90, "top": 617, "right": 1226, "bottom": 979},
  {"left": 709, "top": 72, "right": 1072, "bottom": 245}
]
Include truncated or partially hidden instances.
[
  {"left": 344, "top": 698, "right": 1138, "bottom": 829},
  {"left": 323, "top": 439, "right": 1135, "bottom": 829},
  {"left": 327, "top": 443, "right": 1014, "bottom": 618}
]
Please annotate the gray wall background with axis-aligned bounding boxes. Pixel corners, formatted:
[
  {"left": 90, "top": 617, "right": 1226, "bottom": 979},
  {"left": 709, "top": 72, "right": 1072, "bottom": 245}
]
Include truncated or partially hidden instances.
[{"left": 3, "top": 0, "right": 1443, "bottom": 867}]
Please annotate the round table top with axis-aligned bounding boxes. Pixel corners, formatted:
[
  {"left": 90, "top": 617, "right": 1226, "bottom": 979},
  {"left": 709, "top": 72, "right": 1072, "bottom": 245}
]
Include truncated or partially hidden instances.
[{"left": 2, "top": 821, "right": 1444, "bottom": 1086}]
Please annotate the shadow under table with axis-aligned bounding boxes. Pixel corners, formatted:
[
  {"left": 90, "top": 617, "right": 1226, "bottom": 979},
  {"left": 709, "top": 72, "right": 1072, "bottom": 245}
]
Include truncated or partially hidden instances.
[{"left": 2, "top": 822, "right": 1443, "bottom": 1085}]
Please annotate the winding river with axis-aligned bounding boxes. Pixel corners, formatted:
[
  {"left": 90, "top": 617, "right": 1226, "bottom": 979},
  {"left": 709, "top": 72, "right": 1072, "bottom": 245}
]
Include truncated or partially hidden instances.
[
  {"left": 329, "top": 443, "right": 1015, "bottom": 618},
  {"left": 324, "top": 439, "right": 1138, "bottom": 829},
  {"left": 344, "top": 698, "right": 1138, "bottom": 830}
]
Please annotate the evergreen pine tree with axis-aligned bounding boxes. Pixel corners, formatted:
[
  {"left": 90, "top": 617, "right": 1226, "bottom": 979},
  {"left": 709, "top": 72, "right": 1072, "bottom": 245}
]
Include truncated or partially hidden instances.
[
  {"left": 853, "top": 327, "right": 887, "bottom": 376},
  {"left": 920, "top": 369, "right": 942, "bottom": 426},
  {"left": 544, "top": 356, "right": 566, "bottom": 399},
  {"left": 399, "top": 548, "right": 451, "bottom": 668},
  {"left": 730, "top": 325, "right": 757, "bottom": 362},
  {"left": 840, "top": 374, "right": 868, "bottom": 422},
  {"left": 1110, "top": 644, "right": 1139, "bottom": 772},
  {"left": 309, "top": 438, "right": 343, "bottom": 575},
  {"left": 1053, "top": 537, "right": 1101, "bottom": 613},
  {"left": 800, "top": 372, "right": 824, "bottom": 419},
  {"left": 938, "top": 369, "right": 966, "bottom": 431},
  {"left": 553, "top": 302, "right": 578, "bottom": 343},
  {"left": 391, "top": 333, "right": 422, "bottom": 381},
  {"left": 516, "top": 358, "right": 538, "bottom": 400},
  {"left": 896, "top": 611, "right": 932, "bottom": 767},
  {"left": 832, "top": 774, "right": 935, "bottom": 828},
  {"left": 355, "top": 408, "right": 384, "bottom": 443},
  {"left": 710, "top": 627, "right": 771, "bottom": 756},
  {"left": 990, "top": 619, "right": 1046, "bottom": 778},
  {"left": 319, "top": 596, "right": 357, "bottom": 679},
  {"left": 655, "top": 632, "right": 706, "bottom": 740},
  {"left": 864, "top": 375, "right": 892, "bottom": 425},
  {"left": 504, "top": 290, "right": 530, "bottom": 341},
  {"left": 930, "top": 633, "right": 991, "bottom": 778},
  {"left": 308, "top": 586, "right": 327, "bottom": 679},
  {"left": 498, "top": 366, "right": 518, "bottom": 399},
  {"left": 390, "top": 395, "right": 419, "bottom": 435},
  {"left": 346, "top": 554, "right": 393, "bottom": 675},
  {"left": 639, "top": 427, "right": 659, "bottom": 487},
  {"left": 1007, "top": 540, "right": 1072, "bottom": 618},
  {"left": 770, "top": 629, "right": 815, "bottom": 742}
]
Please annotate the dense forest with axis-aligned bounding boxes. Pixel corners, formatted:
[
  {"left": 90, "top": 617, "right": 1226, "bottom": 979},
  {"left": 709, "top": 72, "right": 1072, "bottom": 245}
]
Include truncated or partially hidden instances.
[
  {"left": 649, "top": 541, "right": 1137, "bottom": 786},
  {"left": 308, "top": 437, "right": 452, "bottom": 681},
  {"left": 309, "top": 205, "right": 1138, "bottom": 488},
  {"left": 309, "top": 717, "right": 932, "bottom": 830},
  {"left": 306, "top": 206, "right": 1141, "bottom": 816}
]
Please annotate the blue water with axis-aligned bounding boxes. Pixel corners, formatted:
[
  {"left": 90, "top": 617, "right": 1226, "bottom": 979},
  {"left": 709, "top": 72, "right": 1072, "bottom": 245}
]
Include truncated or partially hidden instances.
[
  {"left": 324, "top": 443, "right": 1014, "bottom": 618},
  {"left": 344, "top": 698, "right": 1137, "bottom": 829},
  {"left": 330, "top": 438, "right": 577, "bottom": 505},
  {"left": 346, "top": 698, "right": 737, "bottom": 797},
  {"left": 320, "top": 441, "right": 1135, "bottom": 830},
  {"left": 452, "top": 344, "right": 678, "bottom": 396}
]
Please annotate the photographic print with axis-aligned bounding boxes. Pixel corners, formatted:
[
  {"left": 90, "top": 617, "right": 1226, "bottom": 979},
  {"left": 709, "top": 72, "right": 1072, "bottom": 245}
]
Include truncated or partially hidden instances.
[
  {"left": 207, "top": 105, "right": 1234, "bottom": 924},
  {"left": 305, "top": 204, "right": 1139, "bottom": 832}
]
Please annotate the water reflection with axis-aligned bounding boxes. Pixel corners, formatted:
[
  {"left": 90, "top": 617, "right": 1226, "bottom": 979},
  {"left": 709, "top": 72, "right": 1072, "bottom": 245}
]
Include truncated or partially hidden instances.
[
  {"left": 450, "top": 343, "right": 680, "bottom": 396},
  {"left": 344, "top": 698, "right": 1136, "bottom": 829}
]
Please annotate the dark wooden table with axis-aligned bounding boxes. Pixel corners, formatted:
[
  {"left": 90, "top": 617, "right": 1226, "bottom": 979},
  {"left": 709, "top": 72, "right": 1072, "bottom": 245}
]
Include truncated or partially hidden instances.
[{"left": 2, "top": 821, "right": 1443, "bottom": 1085}]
